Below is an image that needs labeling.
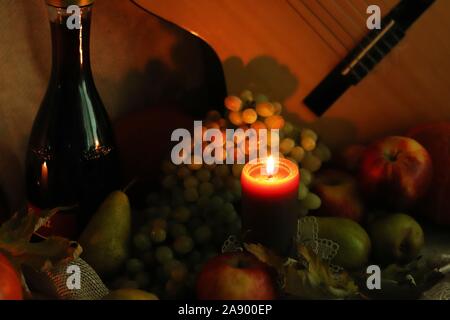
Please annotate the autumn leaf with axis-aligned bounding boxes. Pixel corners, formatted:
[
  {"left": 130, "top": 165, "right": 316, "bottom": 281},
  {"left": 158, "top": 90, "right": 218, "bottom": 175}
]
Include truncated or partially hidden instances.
[
  {"left": 245, "top": 242, "right": 359, "bottom": 299},
  {"left": 0, "top": 207, "right": 82, "bottom": 272}
]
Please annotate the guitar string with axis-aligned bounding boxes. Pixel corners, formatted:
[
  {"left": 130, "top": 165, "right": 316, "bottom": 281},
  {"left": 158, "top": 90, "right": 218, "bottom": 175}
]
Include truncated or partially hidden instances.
[
  {"left": 300, "top": 0, "right": 352, "bottom": 52},
  {"left": 288, "top": 0, "right": 368, "bottom": 77},
  {"left": 317, "top": 0, "right": 381, "bottom": 66},
  {"left": 287, "top": 0, "right": 400, "bottom": 78},
  {"left": 286, "top": 0, "right": 343, "bottom": 58},
  {"left": 332, "top": 0, "right": 387, "bottom": 56},
  {"left": 300, "top": 0, "right": 369, "bottom": 74}
]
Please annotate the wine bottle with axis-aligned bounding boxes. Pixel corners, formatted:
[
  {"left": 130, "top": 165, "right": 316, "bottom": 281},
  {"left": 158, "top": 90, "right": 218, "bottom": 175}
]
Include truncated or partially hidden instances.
[{"left": 26, "top": 0, "right": 120, "bottom": 239}]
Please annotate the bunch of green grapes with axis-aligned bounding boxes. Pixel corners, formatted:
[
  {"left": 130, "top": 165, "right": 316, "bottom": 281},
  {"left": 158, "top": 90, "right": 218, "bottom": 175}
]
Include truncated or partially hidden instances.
[{"left": 110, "top": 161, "right": 242, "bottom": 299}]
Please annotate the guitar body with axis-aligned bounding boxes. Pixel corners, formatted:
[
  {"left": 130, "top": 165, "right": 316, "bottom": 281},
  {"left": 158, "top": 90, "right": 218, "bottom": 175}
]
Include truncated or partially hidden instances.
[{"left": 133, "top": 0, "right": 450, "bottom": 147}]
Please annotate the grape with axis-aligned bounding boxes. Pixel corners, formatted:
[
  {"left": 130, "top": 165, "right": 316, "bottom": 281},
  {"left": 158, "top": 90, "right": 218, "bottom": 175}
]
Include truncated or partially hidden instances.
[
  {"left": 224, "top": 209, "right": 238, "bottom": 224},
  {"left": 177, "top": 166, "right": 191, "bottom": 179},
  {"left": 211, "top": 176, "right": 224, "bottom": 190},
  {"left": 169, "top": 223, "right": 188, "bottom": 238},
  {"left": 150, "top": 227, "right": 167, "bottom": 243},
  {"left": 301, "top": 152, "right": 322, "bottom": 172},
  {"left": 161, "top": 160, "right": 177, "bottom": 174},
  {"left": 313, "top": 142, "right": 332, "bottom": 162},
  {"left": 228, "top": 111, "right": 243, "bottom": 126},
  {"left": 250, "top": 121, "right": 267, "bottom": 131},
  {"left": 184, "top": 188, "right": 199, "bottom": 202},
  {"left": 231, "top": 182, "right": 242, "bottom": 198},
  {"left": 214, "top": 164, "right": 230, "bottom": 178},
  {"left": 301, "top": 136, "right": 316, "bottom": 151},
  {"left": 300, "top": 168, "right": 313, "bottom": 186},
  {"left": 173, "top": 236, "right": 194, "bottom": 255},
  {"left": 273, "top": 102, "right": 283, "bottom": 115},
  {"left": 133, "top": 233, "right": 152, "bottom": 251},
  {"left": 206, "top": 110, "right": 222, "bottom": 122},
  {"left": 224, "top": 96, "right": 242, "bottom": 112},
  {"left": 126, "top": 258, "right": 144, "bottom": 274},
  {"left": 240, "top": 90, "right": 254, "bottom": 103},
  {"left": 290, "top": 146, "right": 305, "bottom": 162},
  {"left": 162, "top": 175, "right": 177, "bottom": 189},
  {"left": 196, "top": 168, "right": 211, "bottom": 182},
  {"left": 255, "top": 94, "right": 269, "bottom": 104},
  {"left": 208, "top": 195, "right": 224, "bottom": 213},
  {"left": 152, "top": 218, "right": 168, "bottom": 229},
  {"left": 183, "top": 176, "right": 199, "bottom": 189},
  {"left": 155, "top": 246, "right": 174, "bottom": 264},
  {"left": 265, "top": 115, "right": 285, "bottom": 129},
  {"left": 198, "top": 182, "right": 214, "bottom": 197},
  {"left": 218, "top": 118, "right": 228, "bottom": 128},
  {"left": 194, "top": 225, "right": 212, "bottom": 244},
  {"left": 256, "top": 102, "right": 275, "bottom": 117},
  {"left": 135, "top": 272, "right": 151, "bottom": 288},
  {"left": 297, "top": 182, "right": 309, "bottom": 200},
  {"left": 242, "top": 108, "right": 258, "bottom": 124},
  {"left": 219, "top": 190, "right": 235, "bottom": 203},
  {"left": 169, "top": 262, "right": 188, "bottom": 282},
  {"left": 173, "top": 206, "right": 191, "bottom": 223},
  {"left": 282, "top": 121, "right": 295, "bottom": 136},
  {"left": 205, "top": 121, "right": 220, "bottom": 129},
  {"left": 302, "top": 192, "right": 322, "bottom": 210},
  {"left": 216, "top": 202, "right": 235, "bottom": 223},
  {"left": 280, "top": 138, "right": 295, "bottom": 155},
  {"left": 301, "top": 128, "right": 318, "bottom": 141},
  {"left": 231, "top": 164, "right": 244, "bottom": 178}
]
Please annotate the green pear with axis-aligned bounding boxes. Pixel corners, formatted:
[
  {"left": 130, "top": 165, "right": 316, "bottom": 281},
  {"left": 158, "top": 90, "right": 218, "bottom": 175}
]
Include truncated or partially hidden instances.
[
  {"left": 368, "top": 213, "right": 424, "bottom": 265},
  {"left": 79, "top": 191, "right": 131, "bottom": 279},
  {"left": 316, "top": 217, "right": 371, "bottom": 270}
]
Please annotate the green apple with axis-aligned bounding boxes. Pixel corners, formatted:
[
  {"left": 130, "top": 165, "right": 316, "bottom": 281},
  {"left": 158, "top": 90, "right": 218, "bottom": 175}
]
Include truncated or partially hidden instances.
[
  {"left": 368, "top": 213, "right": 424, "bottom": 265},
  {"left": 317, "top": 217, "right": 371, "bottom": 270}
]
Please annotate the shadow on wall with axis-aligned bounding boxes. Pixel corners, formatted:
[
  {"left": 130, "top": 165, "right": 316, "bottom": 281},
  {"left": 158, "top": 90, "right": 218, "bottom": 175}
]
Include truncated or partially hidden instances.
[
  {"left": 223, "top": 55, "right": 357, "bottom": 150},
  {"left": 114, "top": 24, "right": 227, "bottom": 118}
]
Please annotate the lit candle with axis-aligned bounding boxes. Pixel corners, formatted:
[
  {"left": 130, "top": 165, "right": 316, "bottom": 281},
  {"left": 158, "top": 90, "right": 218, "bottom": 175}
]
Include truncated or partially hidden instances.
[
  {"left": 241, "top": 156, "right": 300, "bottom": 255},
  {"left": 41, "top": 161, "right": 48, "bottom": 190}
]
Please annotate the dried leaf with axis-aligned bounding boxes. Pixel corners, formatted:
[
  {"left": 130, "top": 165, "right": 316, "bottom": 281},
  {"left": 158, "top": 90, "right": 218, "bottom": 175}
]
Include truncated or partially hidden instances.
[
  {"left": 0, "top": 207, "right": 81, "bottom": 271},
  {"left": 245, "top": 242, "right": 359, "bottom": 300},
  {"left": 244, "top": 243, "right": 285, "bottom": 270}
]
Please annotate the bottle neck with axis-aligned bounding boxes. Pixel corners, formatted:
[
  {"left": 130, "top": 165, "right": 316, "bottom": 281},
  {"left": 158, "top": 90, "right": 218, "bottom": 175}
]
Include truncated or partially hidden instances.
[{"left": 48, "top": 5, "right": 93, "bottom": 81}]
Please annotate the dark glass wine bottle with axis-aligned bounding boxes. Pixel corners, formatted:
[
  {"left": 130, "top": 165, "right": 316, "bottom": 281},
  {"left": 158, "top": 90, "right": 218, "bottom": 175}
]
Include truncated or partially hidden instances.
[{"left": 26, "top": 0, "right": 120, "bottom": 239}]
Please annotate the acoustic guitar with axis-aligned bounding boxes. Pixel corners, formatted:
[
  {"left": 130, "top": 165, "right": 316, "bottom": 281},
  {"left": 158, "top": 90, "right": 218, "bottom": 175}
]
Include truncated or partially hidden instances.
[{"left": 132, "top": 0, "right": 450, "bottom": 146}]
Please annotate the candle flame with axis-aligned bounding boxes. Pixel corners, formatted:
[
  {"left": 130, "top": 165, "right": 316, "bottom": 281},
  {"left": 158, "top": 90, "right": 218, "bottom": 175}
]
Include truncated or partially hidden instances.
[{"left": 266, "top": 156, "right": 275, "bottom": 176}]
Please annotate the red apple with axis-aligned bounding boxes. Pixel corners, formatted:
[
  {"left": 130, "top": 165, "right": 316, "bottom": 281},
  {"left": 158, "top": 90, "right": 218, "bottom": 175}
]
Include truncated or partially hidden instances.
[
  {"left": 358, "top": 136, "right": 433, "bottom": 210},
  {"left": 0, "top": 253, "right": 23, "bottom": 300},
  {"left": 196, "top": 252, "right": 276, "bottom": 300},
  {"left": 408, "top": 122, "right": 450, "bottom": 225},
  {"left": 312, "top": 170, "right": 364, "bottom": 223}
]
